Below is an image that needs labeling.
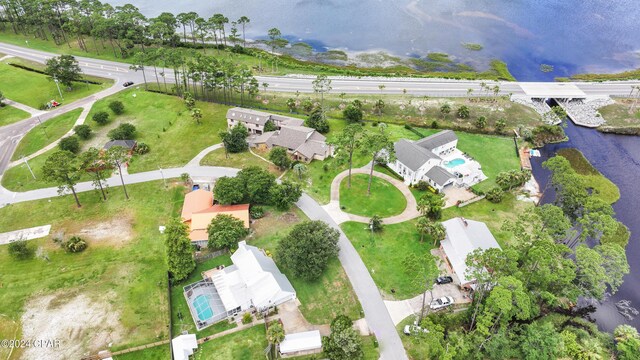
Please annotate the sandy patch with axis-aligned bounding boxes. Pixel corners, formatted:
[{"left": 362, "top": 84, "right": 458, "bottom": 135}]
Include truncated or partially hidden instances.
[
  {"left": 20, "top": 292, "right": 123, "bottom": 360},
  {"left": 58, "top": 215, "right": 134, "bottom": 247}
]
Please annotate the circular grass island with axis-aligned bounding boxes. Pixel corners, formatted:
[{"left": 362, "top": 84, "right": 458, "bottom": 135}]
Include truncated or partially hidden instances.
[{"left": 339, "top": 174, "right": 407, "bottom": 218}]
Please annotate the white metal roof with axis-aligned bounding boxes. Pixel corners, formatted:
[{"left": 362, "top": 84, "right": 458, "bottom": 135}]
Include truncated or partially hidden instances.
[
  {"left": 172, "top": 334, "right": 198, "bottom": 360},
  {"left": 279, "top": 330, "right": 322, "bottom": 354},
  {"left": 441, "top": 217, "right": 501, "bottom": 285},
  {"left": 519, "top": 82, "right": 587, "bottom": 98}
]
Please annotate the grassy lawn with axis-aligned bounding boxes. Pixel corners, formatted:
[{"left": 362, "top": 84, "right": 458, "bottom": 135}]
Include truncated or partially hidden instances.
[
  {"left": 0, "top": 180, "right": 187, "bottom": 354},
  {"left": 0, "top": 104, "right": 30, "bottom": 126},
  {"left": 292, "top": 336, "right": 380, "bottom": 360},
  {"left": 10, "top": 108, "right": 82, "bottom": 161},
  {"left": 442, "top": 193, "right": 534, "bottom": 247},
  {"left": 194, "top": 324, "right": 267, "bottom": 360},
  {"left": 200, "top": 148, "right": 283, "bottom": 176},
  {"left": 341, "top": 220, "right": 434, "bottom": 300},
  {"left": 0, "top": 59, "right": 109, "bottom": 109},
  {"left": 598, "top": 99, "right": 640, "bottom": 132},
  {"left": 113, "top": 344, "right": 171, "bottom": 360},
  {"left": 340, "top": 174, "right": 407, "bottom": 217},
  {"left": 249, "top": 207, "right": 362, "bottom": 324},
  {"left": 557, "top": 148, "right": 620, "bottom": 204},
  {"left": 83, "top": 89, "right": 229, "bottom": 173}
]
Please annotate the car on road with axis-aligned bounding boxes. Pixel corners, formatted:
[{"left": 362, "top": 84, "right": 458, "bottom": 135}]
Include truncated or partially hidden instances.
[
  {"left": 430, "top": 296, "right": 454, "bottom": 310},
  {"left": 123, "top": 81, "right": 134, "bottom": 87},
  {"left": 436, "top": 276, "right": 453, "bottom": 285}
]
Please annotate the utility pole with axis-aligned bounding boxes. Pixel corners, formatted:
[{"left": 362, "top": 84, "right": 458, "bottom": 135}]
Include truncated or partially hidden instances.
[
  {"left": 53, "top": 76, "right": 64, "bottom": 101},
  {"left": 158, "top": 166, "right": 167, "bottom": 188},
  {"left": 22, "top": 156, "right": 36, "bottom": 180},
  {"left": 37, "top": 117, "right": 49, "bottom": 139}
]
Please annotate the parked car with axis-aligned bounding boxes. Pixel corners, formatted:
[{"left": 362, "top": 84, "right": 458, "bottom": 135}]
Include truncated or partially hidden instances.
[
  {"left": 123, "top": 81, "right": 134, "bottom": 87},
  {"left": 436, "top": 276, "right": 454, "bottom": 285},
  {"left": 430, "top": 296, "right": 454, "bottom": 310},
  {"left": 403, "top": 324, "right": 429, "bottom": 336}
]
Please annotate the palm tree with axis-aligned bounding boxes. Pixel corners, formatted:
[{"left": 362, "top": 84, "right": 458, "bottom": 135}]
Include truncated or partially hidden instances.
[
  {"left": 416, "top": 216, "right": 430, "bottom": 243},
  {"left": 191, "top": 107, "right": 202, "bottom": 125},
  {"left": 426, "top": 222, "right": 446, "bottom": 246},
  {"left": 416, "top": 196, "right": 432, "bottom": 217},
  {"left": 237, "top": 16, "right": 250, "bottom": 47},
  {"left": 293, "top": 163, "right": 307, "bottom": 180},
  {"left": 266, "top": 322, "right": 285, "bottom": 359}
]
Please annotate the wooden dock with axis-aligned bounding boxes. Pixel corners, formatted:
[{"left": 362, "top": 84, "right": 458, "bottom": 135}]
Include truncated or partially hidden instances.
[{"left": 519, "top": 148, "right": 532, "bottom": 170}]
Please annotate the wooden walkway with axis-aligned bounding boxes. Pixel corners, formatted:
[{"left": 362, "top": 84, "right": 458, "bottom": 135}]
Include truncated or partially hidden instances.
[{"left": 519, "top": 147, "right": 532, "bottom": 170}]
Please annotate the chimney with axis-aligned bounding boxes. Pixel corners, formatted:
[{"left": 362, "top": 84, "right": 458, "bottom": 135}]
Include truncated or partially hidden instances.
[{"left": 461, "top": 217, "right": 468, "bottom": 227}]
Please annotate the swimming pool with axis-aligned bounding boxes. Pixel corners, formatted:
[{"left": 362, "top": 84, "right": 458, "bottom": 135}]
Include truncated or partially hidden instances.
[
  {"left": 445, "top": 158, "right": 466, "bottom": 168},
  {"left": 193, "top": 294, "right": 214, "bottom": 321}
]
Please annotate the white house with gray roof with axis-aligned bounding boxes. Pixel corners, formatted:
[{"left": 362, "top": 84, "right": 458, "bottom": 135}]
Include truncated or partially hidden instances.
[
  {"left": 388, "top": 130, "right": 459, "bottom": 190},
  {"left": 440, "top": 217, "right": 501, "bottom": 290}
]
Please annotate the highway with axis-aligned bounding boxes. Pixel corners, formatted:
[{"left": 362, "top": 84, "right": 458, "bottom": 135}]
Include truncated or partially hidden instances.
[{"left": 1, "top": 42, "right": 638, "bottom": 98}]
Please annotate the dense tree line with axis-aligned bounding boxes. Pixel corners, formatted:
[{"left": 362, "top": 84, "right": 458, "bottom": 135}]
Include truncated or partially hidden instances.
[{"left": 0, "top": 1, "right": 260, "bottom": 104}]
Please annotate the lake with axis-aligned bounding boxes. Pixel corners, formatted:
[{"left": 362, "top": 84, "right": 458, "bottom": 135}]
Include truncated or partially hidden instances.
[{"left": 106, "top": 0, "right": 640, "bottom": 81}]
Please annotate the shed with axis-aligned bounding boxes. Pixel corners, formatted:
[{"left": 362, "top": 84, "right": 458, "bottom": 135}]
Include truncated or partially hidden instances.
[
  {"left": 279, "top": 330, "right": 322, "bottom": 355},
  {"left": 171, "top": 333, "right": 198, "bottom": 360}
]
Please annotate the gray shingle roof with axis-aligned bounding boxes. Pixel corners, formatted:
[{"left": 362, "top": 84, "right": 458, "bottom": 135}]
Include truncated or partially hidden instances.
[
  {"left": 394, "top": 139, "right": 441, "bottom": 171},
  {"left": 296, "top": 140, "right": 329, "bottom": 159},
  {"left": 227, "top": 108, "right": 305, "bottom": 127},
  {"left": 415, "top": 130, "right": 457, "bottom": 150},
  {"left": 425, "top": 166, "right": 456, "bottom": 187},
  {"left": 267, "top": 126, "right": 314, "bottom": 150},
  {"left": 103, "top": 140, "right": 136, "bottom": 150}
]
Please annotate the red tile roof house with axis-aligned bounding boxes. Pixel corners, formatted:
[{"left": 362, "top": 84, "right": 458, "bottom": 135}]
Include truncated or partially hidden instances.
[
  {"left": 181, "top": 189, "right": 250, "bottom": 248},
  {"left": 226, "top": 108, "right": 333, "bottom": 163}
]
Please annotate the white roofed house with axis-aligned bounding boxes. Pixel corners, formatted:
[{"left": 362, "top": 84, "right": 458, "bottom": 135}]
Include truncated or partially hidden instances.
[
  {"left": 388, "top": 130, "right": 487, "bottom": 191},
  {"left": 183, "top": 241, "right": 296, "bottom": 330},
  {"left": 439, "top": 217, "right": 501, "bottom": 290}
]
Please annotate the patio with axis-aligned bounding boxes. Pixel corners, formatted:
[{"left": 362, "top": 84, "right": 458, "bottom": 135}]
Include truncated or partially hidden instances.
[{"left": 441, "top": 149, "right": 487, "bottom": 188}]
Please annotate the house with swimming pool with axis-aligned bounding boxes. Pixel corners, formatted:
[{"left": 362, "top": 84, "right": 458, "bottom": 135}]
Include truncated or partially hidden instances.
[
  {"left": 388, "top": 130, "right": 486, "bottom": 191},
  {"left": 183, "top": 241, "right": 296, "bottom": 330}
]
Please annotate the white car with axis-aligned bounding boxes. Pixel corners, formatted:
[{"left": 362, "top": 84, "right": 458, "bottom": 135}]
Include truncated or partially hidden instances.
[
  {"left": 403, "top": 324, "right": 429, "bottom": 335},
  {"left": 429, "top": 296, "right": 454, "bottom": 310}
]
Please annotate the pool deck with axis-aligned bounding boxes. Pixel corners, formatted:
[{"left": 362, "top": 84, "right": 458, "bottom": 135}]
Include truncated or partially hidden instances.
[{"left": 184, "top": 280, "right": 228, "bottom": 330}]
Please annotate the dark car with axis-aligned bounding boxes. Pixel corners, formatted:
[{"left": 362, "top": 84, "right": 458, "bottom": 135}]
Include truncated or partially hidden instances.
[
  {"left": 436, "top": 276, "right": 453, "bottom": 285},
  {"left": 123, "top": 81, "right": 134, "bottom": 87}
]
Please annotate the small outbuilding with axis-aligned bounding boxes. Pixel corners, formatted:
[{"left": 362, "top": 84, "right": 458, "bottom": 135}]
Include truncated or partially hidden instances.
[
  {"left": 279, "top": 330, "right": 323, "bottom": 356},
  {"left": 171, "top": 333, "right": 198, "bottom": 360},
  {"left": 103, "top": 139, "right": 137, "bottom": 153}
]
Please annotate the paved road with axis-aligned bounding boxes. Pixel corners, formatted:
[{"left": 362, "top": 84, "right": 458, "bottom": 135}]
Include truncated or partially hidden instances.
[
  {"left": 0, "top": 164, "right": 408, "bottom": 359},
  {"left": 1, "top": 42, "right": 639, "bottom": 98}
]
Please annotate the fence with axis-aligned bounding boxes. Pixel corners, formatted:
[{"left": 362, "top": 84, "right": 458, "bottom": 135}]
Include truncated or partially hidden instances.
[
  {"left": 457, "top": 195, "right": 486, "bottom": 208},
  {"left": 194, "top": 249, "right": 227, "bottom": 263}
]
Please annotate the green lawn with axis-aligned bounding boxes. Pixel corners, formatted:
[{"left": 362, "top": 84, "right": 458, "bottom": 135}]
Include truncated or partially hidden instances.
[
  {"left": 340, "top": 174, "right": 407, "bottom": 218},
  {"left": 113, "top": 344, "right": 171, "bottom": 360},
  {"left": 0, "top": 104, "right": 30, "bottom": 126},
  {"left": 341, "top": 220, "right": 434, "bottom": 300},
  {"left": 83, "top": 89, "right": 229, "bottom": 173},
  {"left": 292, "top": 336, "right": 380, "bottom": 360},
  {"left": 10, "top": 108, "right": 82, "bottom": 161},
  {"left": 249, "top": 207, "right": 362, "bottom": 324},
  {"left": 0, "top": 59, "right": 108, "bottom": 109},
  {"left": 200, "top": 148, "right": 283, "bottom": 176},
  {"left": 0, "top": 180, "right": 186, "bottom": 354},
  {"left": 557, "top": 148, "right": 620, "bottom": 204},
  {"left": 194, "top": 324, "right": 268, "bottom": 360}
]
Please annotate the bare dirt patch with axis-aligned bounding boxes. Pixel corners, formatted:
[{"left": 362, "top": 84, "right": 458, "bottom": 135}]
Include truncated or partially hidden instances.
[
  {"left": 58, "top": 215, "right": 135, "bottom": 247},
  {"left": 20, "top": 292, "right": 123, "bottom": 360}
]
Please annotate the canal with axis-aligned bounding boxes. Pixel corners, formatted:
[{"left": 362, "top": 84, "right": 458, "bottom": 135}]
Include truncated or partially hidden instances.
[{"left": 531, "top": 121, "right": 640, "bottom": 332}]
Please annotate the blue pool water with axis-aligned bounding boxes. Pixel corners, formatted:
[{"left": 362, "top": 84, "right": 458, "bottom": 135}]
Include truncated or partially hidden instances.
[
  {"left": 193, "top": 295, "right": 214, "bottom": 321},
  {"left": 445, "top": 158, "right": 465, "bottom": 168}
]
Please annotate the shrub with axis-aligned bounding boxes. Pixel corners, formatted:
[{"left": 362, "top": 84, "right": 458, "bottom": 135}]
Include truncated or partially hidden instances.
[
  {"left": 73, "top": 124, "right": 92, "bottom": 140},
  {"left": 108, "top": 123, "right": 136, "bottom": 140},
  {"left": 475, "top": 116, "right": 487, "bottom": 129},
  {"left": 108, "top": 100, "right": 125, "bottom": 115},
  {"left": 8, "top": 240, "right": 35, "bottom": 260},
  {"left": 457, "top": 105, "right": 470, "bottom": 119},
  {"left": 63, "top": 236, "right": 88, "bottom": 253},
  {"left": 431, "top": 120, "right": 438, "bottom": 129},
  {"left": 268, "top": 147, "right": 292, "bottom": 170},
  {"left": 250, "top": 206, "right": 265, "bottom": 219},
  {"left": 369, "top": 215, "right": 384, "bottom": 232},
  {"left": 486, "top": 187, "right": 505, "bottom": 203},
  {"left": 242, "top": 312, "right": 252, "bottom": 324},
  {"left": 343, "top": 104, "right": 363, "bottom": 123},
  {"left": 414, "top": 180, "right": 429, "bottom": 191},
  {"left": 92, "top": 111, "right": 110, "bottom": 125},
  {"left": 58, "top": 136, "right": 80, "bottom": 153},
  {"left": 135, "top": 142, "right": 150, "bottom": 155}
]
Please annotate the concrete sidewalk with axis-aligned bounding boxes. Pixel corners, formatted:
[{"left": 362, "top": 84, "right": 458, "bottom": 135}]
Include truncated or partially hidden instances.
[
  {"left": 4, "top": 98, "right": 45, "bottom": 116},
  {"left": 0, "top": 224, "right": 51, "bottom": 245}
]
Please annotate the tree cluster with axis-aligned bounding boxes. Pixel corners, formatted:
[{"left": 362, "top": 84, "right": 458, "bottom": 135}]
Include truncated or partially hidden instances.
[
  {"left": 164, "top": 218, "right": 195, "bottom": 281},
  {"left": 219, "top": 124, "right": 248, "bottom": 154}
]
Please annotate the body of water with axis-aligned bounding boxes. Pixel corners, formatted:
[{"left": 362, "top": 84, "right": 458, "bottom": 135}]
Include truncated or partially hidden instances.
[
  {"left": 107, "top": 0, "right": 640, "bottom": 81},
  {"left": 531, "top": 121, "right": 640, "bottom": 332}
]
